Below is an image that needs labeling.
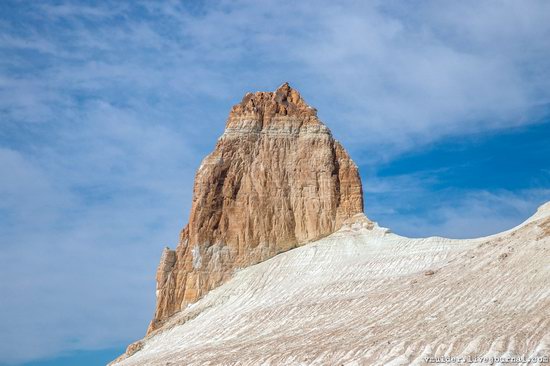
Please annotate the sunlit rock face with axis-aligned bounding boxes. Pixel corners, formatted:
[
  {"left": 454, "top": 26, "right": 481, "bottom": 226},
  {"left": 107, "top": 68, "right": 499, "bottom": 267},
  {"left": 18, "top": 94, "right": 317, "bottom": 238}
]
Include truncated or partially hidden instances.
[{"left": 148, "top": 83, "right": 364, "bottom": 333}]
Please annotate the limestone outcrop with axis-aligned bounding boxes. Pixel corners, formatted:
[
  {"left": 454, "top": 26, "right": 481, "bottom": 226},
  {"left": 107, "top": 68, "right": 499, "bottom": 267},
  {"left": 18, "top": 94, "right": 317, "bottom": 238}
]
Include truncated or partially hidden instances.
[{"left": 148, "top": 83, "right": 364, "bottom": 333}]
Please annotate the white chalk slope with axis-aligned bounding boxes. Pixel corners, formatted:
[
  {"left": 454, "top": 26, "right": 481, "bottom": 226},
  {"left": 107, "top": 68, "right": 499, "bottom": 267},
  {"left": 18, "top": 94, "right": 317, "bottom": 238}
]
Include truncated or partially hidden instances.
[{"left": 115, "top": 203, "right": 550, "bottom": 365}]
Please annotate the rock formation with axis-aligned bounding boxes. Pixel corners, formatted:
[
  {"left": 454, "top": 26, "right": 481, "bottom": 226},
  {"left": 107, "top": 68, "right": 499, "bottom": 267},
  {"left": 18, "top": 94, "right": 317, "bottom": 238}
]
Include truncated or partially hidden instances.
[
  {"left": 149, "top": 83, "right": 364, "bottom": 333},
  {"left": 112, "top": 84, "right": 550, "bottom": 366}
]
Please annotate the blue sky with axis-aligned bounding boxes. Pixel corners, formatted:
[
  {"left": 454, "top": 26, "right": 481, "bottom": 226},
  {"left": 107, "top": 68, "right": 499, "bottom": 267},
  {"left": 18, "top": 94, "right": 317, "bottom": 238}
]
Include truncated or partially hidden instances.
[{"left": 1, "top": 1, "right": 549, "bottom": 365}]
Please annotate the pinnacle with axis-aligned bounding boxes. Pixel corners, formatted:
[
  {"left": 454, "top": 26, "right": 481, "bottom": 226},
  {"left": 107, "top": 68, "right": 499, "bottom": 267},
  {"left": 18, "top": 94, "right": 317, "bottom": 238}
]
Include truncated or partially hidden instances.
[
  {"left": 230, "top": 82, "right": 315, "bottom": 122},
  {"left": 274, "top": 82, "right": 300, "bottom": 104},
  {"left": 275, "top": 81, "right": 291, "bottom": 94}
]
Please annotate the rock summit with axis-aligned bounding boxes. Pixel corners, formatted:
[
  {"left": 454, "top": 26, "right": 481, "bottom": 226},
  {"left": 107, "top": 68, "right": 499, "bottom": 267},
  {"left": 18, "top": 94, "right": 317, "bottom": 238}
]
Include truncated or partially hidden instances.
[{"left": 149, "top": 83, "right": 364, "bottom": 332}]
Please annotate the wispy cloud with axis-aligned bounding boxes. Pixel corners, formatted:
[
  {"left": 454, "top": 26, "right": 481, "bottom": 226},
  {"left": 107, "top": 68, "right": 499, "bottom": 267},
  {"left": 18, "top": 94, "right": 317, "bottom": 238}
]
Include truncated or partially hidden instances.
[
  {"left": 0, "top": 0, "right": 549, "bottom": 364},
  {"left": 3, "top": 0, "right": 549, "bottom": 152},
  {"left": 365, "top": 169, "right": 550, "bottom": 238},
  {"left": 393, "top": 188, "right": 550, "bottom": 238}
]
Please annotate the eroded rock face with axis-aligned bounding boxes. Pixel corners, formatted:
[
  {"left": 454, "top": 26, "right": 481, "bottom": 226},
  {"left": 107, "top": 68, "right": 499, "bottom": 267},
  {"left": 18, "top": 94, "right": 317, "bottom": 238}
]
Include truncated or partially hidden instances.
[{"left": 148, "top": 83, "right": 364, "bottom": 333}]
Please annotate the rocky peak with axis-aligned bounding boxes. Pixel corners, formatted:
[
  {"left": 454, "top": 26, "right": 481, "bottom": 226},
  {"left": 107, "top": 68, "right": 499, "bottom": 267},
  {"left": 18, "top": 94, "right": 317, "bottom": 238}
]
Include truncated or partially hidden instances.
[
  {"left": 228, "top": 82, "right": 318, "bottom": 128},
  {"left": 147, "top": 83, "right": 365, "bottom": 333}
]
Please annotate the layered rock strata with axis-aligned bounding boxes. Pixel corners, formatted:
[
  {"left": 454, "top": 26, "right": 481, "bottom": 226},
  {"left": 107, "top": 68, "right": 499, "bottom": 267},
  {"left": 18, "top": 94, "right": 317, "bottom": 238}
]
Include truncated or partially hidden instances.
[{"left": 148, "top": 83, "right": 364, "bottom": 333}]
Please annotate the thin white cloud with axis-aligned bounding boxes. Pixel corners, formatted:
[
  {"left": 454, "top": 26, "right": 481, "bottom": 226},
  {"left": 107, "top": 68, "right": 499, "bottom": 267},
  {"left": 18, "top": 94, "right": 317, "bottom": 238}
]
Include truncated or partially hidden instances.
[
  {"left": 365, "top": 173, "right": 550, "bottom": 239},
  {"left": 4, "top": 0, "right": 550, "bottom": 152},
  {"left": 403, "top": 189, "right": 550, "bottom": 239}
]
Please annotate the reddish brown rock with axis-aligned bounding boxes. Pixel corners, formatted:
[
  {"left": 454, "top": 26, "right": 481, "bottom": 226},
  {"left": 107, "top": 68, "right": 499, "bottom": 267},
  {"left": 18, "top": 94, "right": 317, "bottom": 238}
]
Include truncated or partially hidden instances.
[{"left": 148, "top": 83, "right": 364, "bottom": 333}]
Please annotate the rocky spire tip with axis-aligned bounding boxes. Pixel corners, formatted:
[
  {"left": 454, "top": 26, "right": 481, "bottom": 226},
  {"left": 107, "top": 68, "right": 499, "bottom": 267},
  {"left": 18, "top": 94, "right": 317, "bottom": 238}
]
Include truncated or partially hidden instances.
[
  {"left": 229, "top": 82, "right": 315, "bottom": 123},
  {"left": 276, "top": 81, "right": 291, "bottom": 91}
]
